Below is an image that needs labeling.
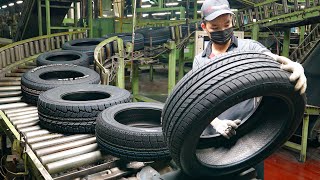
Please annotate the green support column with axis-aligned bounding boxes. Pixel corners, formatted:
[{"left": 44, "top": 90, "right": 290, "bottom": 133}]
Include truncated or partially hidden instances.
[
  {"left": 45, "top": 0, "right": 51, "bottom": 35},
  {"left": 178, "top": 48, "right": 185, "bottom": 80},
  {"left": 88, "top": 0, "right": 93, "bottom": 38},
  {"left": 194, "top": 0, "right": 198, "bottom": 20},
  {"left": 251, "top": 23, "right": 259, "bottom": 41},
  {"left": 300, "top": 115, "right": 309, "bottom": 162},
  {"left": 282, "top": 28, "right": 290, "bottom": 57},
  {"left": 132, "top": 62, "right": 139, "bottom": 102},
  {"left": 74, "top": 1, "right": 78, "bottom": 27},
  {"left": 299, "top": 26, "right": 306, "bottom": 45},
  {"left": 168, "top": 41, "right": 177, "bottom": 95},
  {"left": 37, "top": 0, "right": 43, "bottom": 36}
]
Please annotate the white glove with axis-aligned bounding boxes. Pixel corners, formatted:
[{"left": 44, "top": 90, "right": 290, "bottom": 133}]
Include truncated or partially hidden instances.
[
  {"left": 264, "top": 52, "right": 307, "bottom": 95},
  {"left": 210, "top": 118, "right": 241, "bottom": 139}
]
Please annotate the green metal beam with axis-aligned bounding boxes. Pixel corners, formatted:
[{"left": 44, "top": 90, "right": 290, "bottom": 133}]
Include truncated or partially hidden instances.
[
  {"left": 45, "top": 0, "right": 51, "bottom": 35},
  {"left": 88, "top": 0, "right": 93, "bottom": 38},
  {"left": 243, "top": 6, "right": 320, "bottom": 30},
  {"left": 168, "top": 41, "right": 177, "bottom": 95},
  {"left": 282, "top": 28, "right": 290, "bottom": 57},
  {"left": 37, "top": 0, "right": 43, "bottom": 36},
  {"left": 136, "top": 7, "right": 186, "bottom": 19},
  {"left": 235, "top": 0, "right": 255, "bottom": 6},
  {"left": 299, "top": 26, "right": 306, "bottom": 45},
  {"left": 254, "top": 0, "right": 278, "bottom": 7},
  {"left": 251, "top": 23, "right": 259, "bottom": 41}
]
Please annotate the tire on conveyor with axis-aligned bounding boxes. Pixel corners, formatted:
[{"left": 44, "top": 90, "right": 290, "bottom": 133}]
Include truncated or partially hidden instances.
[
  {"left": 96, "top": 102, "right": 170, "bottom": 161},
  {"left": 21, "top": 64, "right": 100, "bottom": 105},
  {"left": 62, "top": 38, "right": 105, "bottom": 64},
  {"left": 36, "top": 50, "right": 90, "bottom": 67},
  {"left": 38, "top": 84, "right": 131, "bottom": 133},
  {"left": 103, "top": 33, "right": 145, "bottom": 51},
  {"left": 136, "top": 27, "right": 171, "bottom": 46},
  {"left": 162, "top": 51, "right": 306, "bottom": 177}
]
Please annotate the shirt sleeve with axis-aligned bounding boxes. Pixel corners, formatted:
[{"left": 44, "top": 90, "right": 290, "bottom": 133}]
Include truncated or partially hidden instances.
[{"left": 249, "top": 40, "right": 271, "bottom": 53}]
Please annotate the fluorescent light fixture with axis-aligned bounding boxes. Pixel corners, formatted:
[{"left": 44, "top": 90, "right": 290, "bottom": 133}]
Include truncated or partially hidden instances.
[
  {"left": 231, "top": 9, "right": 238, "bottom": 12},
  {"left": 9, "top": 3, "right": 14, "bottom": 6},
  {"left": 2, "top": 5, "right": 7, "bottom": 8},
  {"left": 142, "top": 14, "right": 149, "bottom": 17},
  {"left": 150, "top": 1, "right": 155, "bottom": 4},
  {"left": 177, "top": 0, "right": 182, "bottom": 1},
  {"left": 127, "top": 14, "right": 133, "bottom": 17},
  {"left": 152, "top": 12, "right": 170, "bottom": 16},
  {"left": 175, "top": 12, "right": 181, "bottom": 14},
  {"left": 17, "top": 1, "right": 23, "bottom": 4},
  {"left": 197, "top": 10, "right": 201, "bottom": 13},
  {"left": 197, "top": 1, "right": 205, "bottom": 3},
  {"left": 300, "top": 5, "right": 305, "bottom": 9},
  {"left": 142, "top": 0, "right": 149, "bottom": 2},
  {"left": 141, "top": 4, "right": 151, "bottom": 8},
  {"left": 166, "top": 2, "right": 178, "bottom": 6}
]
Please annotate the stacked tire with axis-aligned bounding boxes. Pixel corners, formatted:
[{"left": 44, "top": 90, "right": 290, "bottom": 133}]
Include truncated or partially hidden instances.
[
  {"left": 21, "top": 64, "right": 100, "bottom": 105},
  {"left": 38, "top": 84, "right": 131, "bottom": 133},
  {"left": 36, "top": 50, "right": 90, "bottom": 67},
  {"left": 96, "top": 102, "right": 170, "bottom": 161},
  {"left": 162, "top": 51, "right": 306, "bottom": 177},
  {"left": 136, "top": 27, "right": 171, "bottom": 46},
  {"left": 62, "top": 38, "right": 105, "bottom": 64},
  {"left": 103, "top": 33, "right": 144, "bottom": 51}
]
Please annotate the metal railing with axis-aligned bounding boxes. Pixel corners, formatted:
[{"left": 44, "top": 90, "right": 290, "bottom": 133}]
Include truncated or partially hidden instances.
[
  {"left": 0, "top": 31, "right": 87, "bottom": 77},
  {"left": 290, "top": 24, "right": 320, "bottom": 63}
]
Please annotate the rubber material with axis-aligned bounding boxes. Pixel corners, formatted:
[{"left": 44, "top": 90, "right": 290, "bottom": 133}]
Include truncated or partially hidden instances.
[
  {"left": 103, "top": 33, "right": 144, "bottom": 51},
  {"left": 162, "top": 51, "right": 306, "bottom": 177},
  {"left": 136, "top": 27, "right": 171, "bottom": 46},
  {"left": 96, "top": 102, "right": 170, "bottom": 161},
  {"left": 21, "top": 64, "right": 100, "bottom": 105},
  {"left": 38, "top": 84, "right": 131, "bottom": 133},
  {"left": 62, "top": 38, "right": 105, "bottom": 64},
  {"left": 36, "top": 50, "right": 90, "bottom": 67}
]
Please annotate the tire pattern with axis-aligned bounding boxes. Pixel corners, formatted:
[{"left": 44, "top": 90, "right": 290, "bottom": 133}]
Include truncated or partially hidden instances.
[
  {"left": 96, "top": 103, "right": 170, "bottom": 161},
  {"left": 38, "top": 84, "right": 131, "bottom": 133},
  {"left": 21, "top": 64, "right": 100, "bottom": 105},
  {"left": 36, "top": 50, "right": 90, "bottom": 67},
  {"left": 162, "top": 51, "right": 306, "bottom": 177}
]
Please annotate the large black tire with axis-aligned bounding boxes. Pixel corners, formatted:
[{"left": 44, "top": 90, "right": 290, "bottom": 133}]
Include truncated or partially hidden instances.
[
  {"left": 62, "top": 38, "right": 105, "bottom": 64},
  {"left": 96, "top": 102, "right": 170, "bottom": 161},
  {"left": 136, "top": 27, "right": 171, "bottom": 46},
  {"left": 38, "top": 84, "right": 131, "bottom": 133},
  {"left": 162, "top": 51, "right": 306, "bottom": 177},
  {"left": 103, "top": 33, "right": 144, "bottom": 51},
  {"left": 36, "top": 50, "right": 90, "bottom": 67},
  {"left": 21, "top": 64, "right": 100, "bottom": 105}
]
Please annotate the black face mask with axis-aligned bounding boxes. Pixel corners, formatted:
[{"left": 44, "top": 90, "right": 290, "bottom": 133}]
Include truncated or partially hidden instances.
[{"left": 209, "top": 27, "right": 233, "bottom": 45}]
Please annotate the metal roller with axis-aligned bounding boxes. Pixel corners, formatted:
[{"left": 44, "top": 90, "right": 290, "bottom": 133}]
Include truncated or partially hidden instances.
[
  {"left": 35, "top": 137, "right": 96, "bottom": 156},
  {"left": 24, "top": 130, "right": 50, "bottom": 139},
  {"left": 12, "top": 117, "right": 39, "bottom": 125},
  {"left": 40, "top": 143, "right": 98, "bottom": 165},
  {"left": 0, "top": 77, "right": 21, "bottom": 81},
  {"left": 4, "top": 73, "right": 24, "bottom": 77},
  {"left": 6, "top": 110, "right": 38, "bottom": 118},
  {"left": 0, "top": 86, "right": 21, "bottom": 92},
  {"left": 26, "top": 134, "right": 64, "bottom": 144},
  {"left": 10, "top": 113, "right": 38, "bottom": 121},
  {"left": 16, "top": 121, "right": 39, "bottom": 129},
  {"left": 0, "top": 91, "right": 21, "bottom": 98},
  {"left": 30, "top": 134, "right": 92, "bottom": 150},
  {"left": 46, "top": 151, "right": 103, "bottom": 174},
  {"left": 0, "top": 97, "right": 22, "bottom": 104},
  {"left": 4, "top": 106, "right": 37, "bottom": 114},
  {"left": 0, "top": 102, "right": 28, "bottom": 110},
  {"left": 19, "top": 126, "right": 41, "bottom": 133},
  {"left": 0, "top": 81, "right": 21, "bottom": 86}
]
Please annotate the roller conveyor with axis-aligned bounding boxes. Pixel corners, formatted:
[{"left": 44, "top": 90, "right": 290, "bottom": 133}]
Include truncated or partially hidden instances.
[{"left": 0, "top": 63, "right": 135, "bottom": 180}]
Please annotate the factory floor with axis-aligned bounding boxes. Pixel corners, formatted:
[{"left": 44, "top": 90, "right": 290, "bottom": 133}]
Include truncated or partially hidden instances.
[{"left": 131, "top": 67, "right": 320, "bottom": 180}]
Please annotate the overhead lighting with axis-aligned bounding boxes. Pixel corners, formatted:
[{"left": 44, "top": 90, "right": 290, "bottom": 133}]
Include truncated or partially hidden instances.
[
  {"left": 150, "top": 1, "right": 155, "bottom": 4},
  {"left": 2, "top": 5, "right": 7, "bottom": 8},
  {"left": 152, "top": 12, "right": 170, "bottom": 16},
  {"left": 9, "top": 3, "right": 14, "bottom": 6},
  {"left": 17, "top": 1, "right": 23, "bottom": 4},
  {"left": 127, "top": 14, "right": 132, "bottom": 17},
  {"left": 300, "top": 5, "right": 305, "bottom": 9},
  {"left": 141, "top": 4, "right": 151, "bottom": 8},
  {"left": 175, "top": 12, "right": 181, "bottom": 15},
  {"left": 142, "top": 14, "right": 149, "bottom": 17},
  {"left": 197, "top": 0, "right": 205, "bottom": 3},
  {"left": 165, "top": 2, "right": 178, "bottom": 6},
  {"left": 197, "top": 10, "right": 201, "bottom": 14},
  {"left": 231, "top": 9, "right": 238, "bottom": 12}
]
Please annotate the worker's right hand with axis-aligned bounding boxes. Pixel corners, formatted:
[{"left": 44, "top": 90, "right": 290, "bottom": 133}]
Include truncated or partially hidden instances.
[{"left": 210, "top": 118, "right": 241, "bottom": 139}]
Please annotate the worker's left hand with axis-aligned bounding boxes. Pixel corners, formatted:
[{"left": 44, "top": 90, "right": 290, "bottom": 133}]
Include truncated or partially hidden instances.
[{"left": 264, "top": 52, "right": 307, "bottom": 95}]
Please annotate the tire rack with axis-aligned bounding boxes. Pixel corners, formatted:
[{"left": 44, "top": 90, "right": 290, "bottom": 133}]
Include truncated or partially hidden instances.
[{"left": 0, "top": 61, "right": 137, "bottom": 179}]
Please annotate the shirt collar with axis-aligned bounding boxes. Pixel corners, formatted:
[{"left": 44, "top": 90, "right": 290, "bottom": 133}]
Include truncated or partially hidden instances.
[{"left": 202, "top": 35, "right": 238, "bottom": 58}]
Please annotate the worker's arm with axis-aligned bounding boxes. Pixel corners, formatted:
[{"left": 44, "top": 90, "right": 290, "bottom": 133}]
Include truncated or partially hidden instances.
[{"left": 210, "top": 118, "right": 241, "bottom": 139}]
